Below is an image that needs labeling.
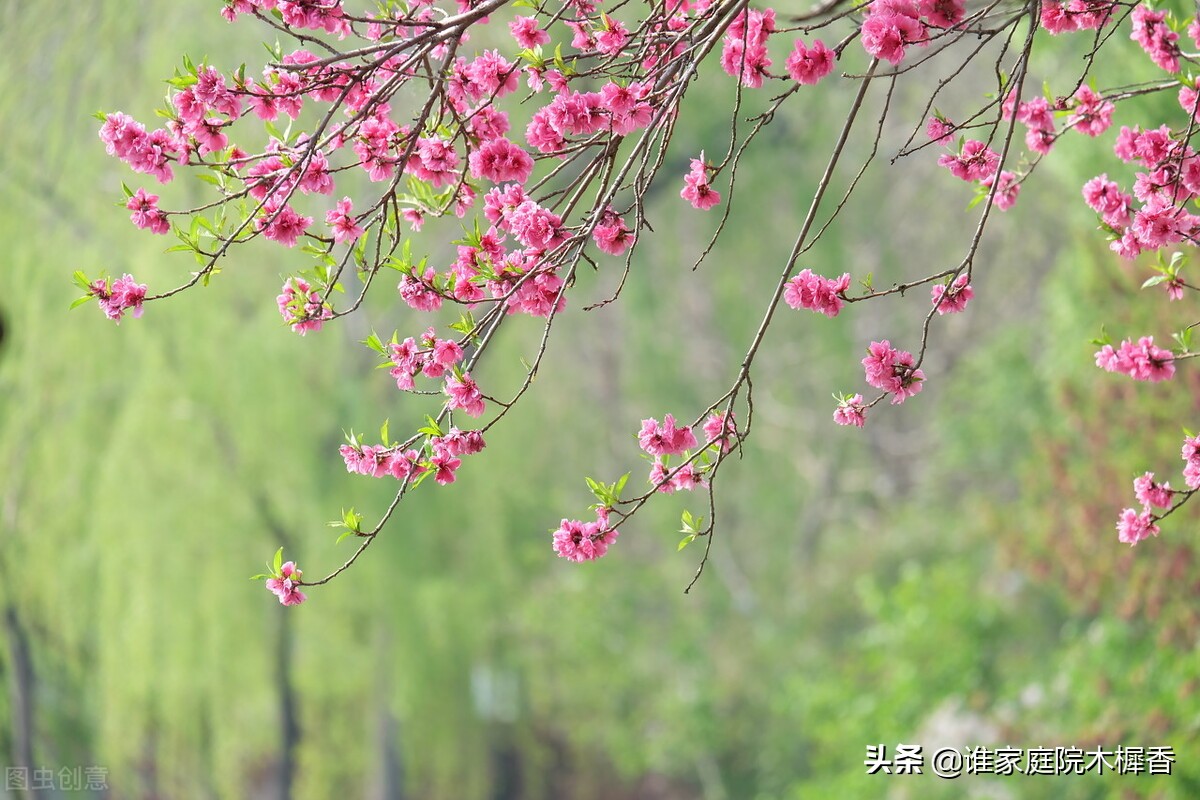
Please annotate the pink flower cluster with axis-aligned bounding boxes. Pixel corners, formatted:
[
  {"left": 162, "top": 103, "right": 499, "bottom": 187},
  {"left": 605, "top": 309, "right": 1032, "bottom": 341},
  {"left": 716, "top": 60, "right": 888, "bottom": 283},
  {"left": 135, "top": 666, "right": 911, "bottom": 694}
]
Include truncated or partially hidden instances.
[
  {"left": 224, "top": 0, "right": 349, "bottom": 35},
  {"left": 592, "top": 206, "right": 635, "bottom": 256},
  {"left": 1115, "top": 464, "right": 1175, "bottom": 546},
  {"left": 266, "top": 561, "right": 307, "bottom": 606},
  {"left": 649, "top": 458, "right": 706, "bottom": 493},
  {"left": 720, "top": 8, "right": 775, "bottom": 88},
  {"left": 931, "top": 274, "right": 973, "bottom": 314},
  {"left": 445, "top": 372, "right": 486, "bottom": 418},
  {"left": 99, "top": 112, "right": 178, "bottom": 183},
  {"left": 276, "top": 277, "right": 332, "bottom": 335},
  {"left": 1131, "top": 5, "right": 1180, "bottom": 73},
  {"left": 1039, "top": 0, "right": 1116, "bottom": 35},
  {"left": 639, "top": 411, "right": 739, "bottom": 492},
  {"left": 388, "top": 328, "right": 465, "bottom": 391},
  {"left": 326, "top": 197, "right": 364, "bottom": 243},
  {"left": 341, "top": 440, "right": 424, "bottom": 480},
  {"left": 1183, "top": 435, "right": 1200, "bottom": 489},
  {"left": 1092, "top": 125, "right": 1200, "bottom": 260},
  {"left": 1094, "top": 336, "right": 1175, "bottom": 382},
  {"left": 860, "top": 0, "right": 963, "bottom": 65},
  {"left": 1116, "top": 507, "right": 1160, "bottom": 546},
  {"left": 681, "top": 155, "right": 721, "bottom": 210},
  {"left": 833, "top": 394, "right": 867, "bottom": 427},
  {"left": 552, "top": 507, "right": 619, "bottom": 562},
  {"left": 862, "top": 340, "right": 925, "bottom": 404},
  {"left": 702, "top": 411, "right": 738, "bottom": 454},
  {"left": 126, "top": 188, "right": 169, "bottom": 234},
  {"left": 638, "top": 414, "right": 698, "bottom": 456},
  {"left": 339, "top": 427, "right": 484, "bottom": 487},
  {"left": 785, "top": 39, "right": 835, "bottom": 85},
  {"left": 1066, "top": 85, "right": 1114, "bottom": 138},
  {"left": 938, "top": 139, "right": 1000, "bottom": 182},
  {"left": 525, "top": 82, "right": 653, "bottom": 152},
  {"left": 784, "top": 269, "right": 851, "bottom": 317},
  {"left": 170, "top": 65, "right": 242, "bottom": 156},
  {"left": 89, "top": 274, "right": 147, "bottom": 323}
]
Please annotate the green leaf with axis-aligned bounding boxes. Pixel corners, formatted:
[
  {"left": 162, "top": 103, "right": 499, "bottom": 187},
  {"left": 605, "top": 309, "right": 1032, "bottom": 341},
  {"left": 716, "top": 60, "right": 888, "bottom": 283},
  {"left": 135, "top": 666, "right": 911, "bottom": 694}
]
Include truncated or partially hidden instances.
[
  {"left": 419, "top": 414, "right": 443, "bottom": 437},
  {"left": 363, "top": 332, "right": 387, "bottom": 356},
  {"left": 678, "top": 534, "right": 696, "bottom": 552},
  {"left": 1142, "top": 274, "right": 1169, "bottom": 288},
  {"left": 69, "top": 296, "right": 93, "bottom": 310},
  {"left": 380, "top": 419, "right": 390, "bottom": 446},
  {"left": 272, "top": 547, "right": 284, "bottom": 574}
]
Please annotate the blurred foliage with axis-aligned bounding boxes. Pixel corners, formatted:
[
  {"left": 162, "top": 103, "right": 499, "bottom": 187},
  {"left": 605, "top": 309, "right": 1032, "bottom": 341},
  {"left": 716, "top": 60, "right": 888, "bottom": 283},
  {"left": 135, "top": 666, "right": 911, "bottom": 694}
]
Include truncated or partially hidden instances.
[{"left": 2, "top": 3, "right": 1200, "bottom": 800}]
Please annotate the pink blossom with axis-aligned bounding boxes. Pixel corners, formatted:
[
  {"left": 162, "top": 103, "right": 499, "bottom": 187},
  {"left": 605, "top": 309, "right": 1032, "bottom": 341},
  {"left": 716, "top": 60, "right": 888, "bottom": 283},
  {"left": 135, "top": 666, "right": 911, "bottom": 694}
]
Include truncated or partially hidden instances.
[
  {"left": 509, "top": 15, "right": 550, "bottom": 48},
  {"left": 981, "top": 170, "right": 1020, "bottom": 211},
  {"left": 926, "top": 116, "right": 955, "bottom": 145},
  {"left": 266, "top": 561, "right": 308, "bottom": 606},
  {"left": 1068, "top": 85, "right": 1114, "bottom": 137},
  {"left": 403, "top": 209, "right": 425, "bottom": 231},
  {"left": 398, "top": 267, "right": 443, "bottom": 311},
  {"left": 861, "top": 340, "right": 925, "bottom": 404},
  {"left": 298, "top": 149, "right": 333, "bottom": 194},
  {"left": 1131, "top": 4, "right": 1180, "bottom": 73},
  {"left": 919, "top": 0, "right": 965, "bottom": 28},
  {"left": 429, "top": 445, "right": 462, "bottom": 485},
  {"left": 1017, "top": 96, "right": 1055, "bottom": 132},
  {"left": 276, "top": 276, "right": 332, "bottom": 335},
  {"left": 783, "top": 269, "right": 851, "bottom": 317},
  {"left": 833, "top": 394, "right": 867, "bottom": 427},
  {"left": 98, "top": 113, "right": 177, "bottom": 183},
  {"left": 463, "top": 50, "right": 519, "bottom": 100},
  {"left": 702, "top": 411, "right": 738, "bottom": 452},
  {"left": 1116, "top": 507, "right": 1160, "bottom": 546},
  {"left": 1180, "top": 85, "right": 1200, "bottom": 123},
  {"left": 1182, "top": 435, "right": 1200, "bottom": 489},
  {"left": 785, "top": 39, "right": 835, "bottom": 85},
  {"left": 507, "top": 200, "right": 564, "bottom": 251},
  {"left": 552, "top": 510, "right": 619, "bottom": 562},
  {"left": 126, "top": 188, "right": 169, "bottom": 234},
  {"left": 681, "top": 155, "right": 721, "bottom": 210},
  {"left": 649, "top": 459, "right": 674, "bottom": 493},
  {"left": 408, "top": 137, "right": 460, "bottom": 188},
  {"left": 468, "top": 138, "right": 535, "bottom": 184},
  {"left": 931, "top": 274, "right": 973, "bottom": 314},
  {"left": 595, "top": 17, "right": 630, "bottom": 56},
  {"left": 1130, "top": 199, "right": 1197, "bottom": 250},
  {"left": 445, "top": 372, "right": 486, "bottom": 417},
  {"left": 468, "top": 106, "right": 510, "bottom": 141},
  {"left": 599, "top": 81, "right": 647, "bottom": 116},
  {"left": 592, "top": 207, "right": 635, "bottom": 256},
  {"left": 938, "top": 140, "right": 1000, "bottom": 182},
  {"left": 861, "top": 2, "right": 927, "bottom": 64},
  {"left": 720, "top": 9, "right": 775, "bottom": 86},
  {"left": 325, "top": 196, "right": 364, "bottom": 243},
  {"left": 1082, "top": 174, "right": 1133, "bottom": 228},
  {"left": 89, "top": 274, "right": 147, "bottom": 323},
  {"left": 256, "top": 203, "right": 312, "bottom": 247},
  {"left": 1094, "top": 336, "right": 1175, "bottom": 382},
  {"left": 435, "top": 427, "right": 486, "bottom": 457},
  {"left": 638, "top": 413, "right": 698, "bottom": 456},
  {"left": 1133, "top": 472, "right": 1173, "bottom": 509}
]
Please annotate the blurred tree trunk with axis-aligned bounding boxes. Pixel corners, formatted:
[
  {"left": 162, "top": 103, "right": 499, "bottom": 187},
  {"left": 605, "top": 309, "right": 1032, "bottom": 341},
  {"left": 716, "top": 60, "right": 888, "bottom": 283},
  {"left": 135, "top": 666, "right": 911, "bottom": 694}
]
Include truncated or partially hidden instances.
[
  {"left": 6, "top": 604, "right": 36, "bottom": 790},
  {"left": 276, "top": 610, "right": 299, "bottom": 800}
]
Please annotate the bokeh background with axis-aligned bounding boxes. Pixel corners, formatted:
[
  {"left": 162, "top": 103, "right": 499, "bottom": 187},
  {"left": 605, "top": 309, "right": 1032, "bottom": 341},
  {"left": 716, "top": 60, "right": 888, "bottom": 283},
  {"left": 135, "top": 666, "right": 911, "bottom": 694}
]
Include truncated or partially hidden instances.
[{"left": 2, "top": 2, "right": 1198, "bottom": 798}]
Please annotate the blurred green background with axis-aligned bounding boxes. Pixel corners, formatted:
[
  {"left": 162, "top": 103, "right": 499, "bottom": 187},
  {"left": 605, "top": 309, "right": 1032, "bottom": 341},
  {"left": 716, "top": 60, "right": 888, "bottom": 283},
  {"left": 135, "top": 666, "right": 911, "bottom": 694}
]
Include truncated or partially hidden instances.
[{"left": 2, "top": 3, "right": 1199, "bottom": 798}]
